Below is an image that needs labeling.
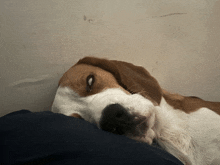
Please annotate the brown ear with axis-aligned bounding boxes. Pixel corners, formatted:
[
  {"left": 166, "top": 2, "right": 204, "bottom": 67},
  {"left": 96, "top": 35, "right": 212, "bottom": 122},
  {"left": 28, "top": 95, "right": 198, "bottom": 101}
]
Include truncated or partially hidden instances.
[{"left": 76, "top": 57, "right": 162, "bottom": 105}]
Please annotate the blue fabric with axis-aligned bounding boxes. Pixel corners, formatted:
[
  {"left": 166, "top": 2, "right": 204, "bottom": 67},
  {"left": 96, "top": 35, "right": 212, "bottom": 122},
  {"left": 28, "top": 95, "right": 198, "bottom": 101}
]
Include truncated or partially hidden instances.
[{"left": 0, "top": 110, "right": 183, "bottom": 165}]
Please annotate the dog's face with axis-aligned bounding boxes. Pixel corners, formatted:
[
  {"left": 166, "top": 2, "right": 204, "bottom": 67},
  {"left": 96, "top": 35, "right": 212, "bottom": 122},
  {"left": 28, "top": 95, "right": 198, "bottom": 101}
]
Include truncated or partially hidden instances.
[{"left": 52, "top": 57, "right": 163, "bottom": 144}]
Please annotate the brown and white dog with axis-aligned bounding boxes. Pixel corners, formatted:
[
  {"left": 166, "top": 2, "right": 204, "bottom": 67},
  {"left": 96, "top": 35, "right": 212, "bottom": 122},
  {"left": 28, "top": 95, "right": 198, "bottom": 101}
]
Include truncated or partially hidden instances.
[{"left": 52, "top": 57, "right": 220, "bottom": 165}]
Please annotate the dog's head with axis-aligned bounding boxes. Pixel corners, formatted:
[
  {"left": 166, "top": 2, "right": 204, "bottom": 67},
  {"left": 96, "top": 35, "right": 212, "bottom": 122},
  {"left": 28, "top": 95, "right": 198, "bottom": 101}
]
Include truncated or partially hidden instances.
[{"left": 52, "top": 56, "right": 163, "bottom": 144}]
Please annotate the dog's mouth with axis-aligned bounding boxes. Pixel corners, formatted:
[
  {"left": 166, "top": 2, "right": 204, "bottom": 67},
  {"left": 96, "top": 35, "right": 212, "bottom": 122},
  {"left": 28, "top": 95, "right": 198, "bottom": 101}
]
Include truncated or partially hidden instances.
[{"left": 99, "top": 104, "right": 156, "bottom": 144}]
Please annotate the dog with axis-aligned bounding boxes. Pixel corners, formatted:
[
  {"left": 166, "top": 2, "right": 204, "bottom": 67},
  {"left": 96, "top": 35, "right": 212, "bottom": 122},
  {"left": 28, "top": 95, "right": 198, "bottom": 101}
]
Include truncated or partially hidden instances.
[{"left": 52, "top": 56, "right": 220, "bottom": 165}]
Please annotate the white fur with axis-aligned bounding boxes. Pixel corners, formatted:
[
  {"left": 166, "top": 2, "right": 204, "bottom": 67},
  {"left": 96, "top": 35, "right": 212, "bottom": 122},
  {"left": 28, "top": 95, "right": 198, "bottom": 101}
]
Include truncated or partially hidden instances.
[{"left": 52, "top": 86, "right": 220, "bottom": 165}]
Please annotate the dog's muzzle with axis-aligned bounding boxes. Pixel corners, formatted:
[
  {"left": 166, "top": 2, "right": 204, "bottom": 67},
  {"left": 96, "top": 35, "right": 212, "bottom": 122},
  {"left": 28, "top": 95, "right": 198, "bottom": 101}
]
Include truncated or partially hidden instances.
[{"left": 99, "top": 104, "right": 148, "bottom": 137}]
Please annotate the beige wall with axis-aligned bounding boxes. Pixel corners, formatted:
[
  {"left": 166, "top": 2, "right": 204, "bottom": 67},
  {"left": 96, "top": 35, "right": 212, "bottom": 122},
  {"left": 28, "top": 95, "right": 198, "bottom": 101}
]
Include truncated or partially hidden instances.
[{"left": 0, "top": 0, "right": 220, "bottom": 116}]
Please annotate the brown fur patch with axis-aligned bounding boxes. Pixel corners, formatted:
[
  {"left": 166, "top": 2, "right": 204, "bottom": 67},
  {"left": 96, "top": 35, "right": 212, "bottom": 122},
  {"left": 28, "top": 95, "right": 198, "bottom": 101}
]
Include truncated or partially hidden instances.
[
  {"left": 70, "top": 113, "right": 83, "bottom": 119},
  {"left": 163, "top": 90, "right": 220, "bottom": 115}
]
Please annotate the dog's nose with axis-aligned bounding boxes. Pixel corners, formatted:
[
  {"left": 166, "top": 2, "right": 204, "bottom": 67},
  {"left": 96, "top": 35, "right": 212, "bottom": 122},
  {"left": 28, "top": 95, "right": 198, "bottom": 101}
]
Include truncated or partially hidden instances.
[
  {"left": 99, "top": 104, "right": 133, "bottom": 135},
  {"left": 99, "top": 104, "right": 147, "bottom": 136}
]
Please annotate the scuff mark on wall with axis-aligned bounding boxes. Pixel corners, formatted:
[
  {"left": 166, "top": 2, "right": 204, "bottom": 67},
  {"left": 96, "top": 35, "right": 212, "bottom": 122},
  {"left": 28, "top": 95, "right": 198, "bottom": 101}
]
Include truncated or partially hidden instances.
[
  {"left": 152, "top": 13, "right": 187, "bottom": 18},
  {"left": 9, "top": 75, "right": 54, "bottom": 88},
  {"left": 83, "top": 15, "right": 87, "bottom": 21},
  {"left": 83, "top": 15, "right": 95, "bottom": 23}
]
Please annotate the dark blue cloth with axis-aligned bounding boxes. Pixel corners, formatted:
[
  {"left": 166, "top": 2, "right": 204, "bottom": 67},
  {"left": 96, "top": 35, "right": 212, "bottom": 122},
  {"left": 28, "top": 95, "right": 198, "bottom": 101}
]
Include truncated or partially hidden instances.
[{"left": 0, "top": 110, "right": 183, "bottom": 165}]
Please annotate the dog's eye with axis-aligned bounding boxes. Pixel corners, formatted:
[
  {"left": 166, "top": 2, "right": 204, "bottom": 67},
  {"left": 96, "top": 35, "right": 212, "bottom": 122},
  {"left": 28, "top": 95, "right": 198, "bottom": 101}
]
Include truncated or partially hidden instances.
[{"left": 86, "top": 74, "right": 95, "bottom": 92}]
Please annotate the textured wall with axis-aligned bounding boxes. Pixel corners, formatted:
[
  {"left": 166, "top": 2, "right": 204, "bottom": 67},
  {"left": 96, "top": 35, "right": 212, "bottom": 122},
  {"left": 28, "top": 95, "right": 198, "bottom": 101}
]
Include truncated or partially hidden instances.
[{"left": 0, "top": 0, "right": 220, "bottom": 116}]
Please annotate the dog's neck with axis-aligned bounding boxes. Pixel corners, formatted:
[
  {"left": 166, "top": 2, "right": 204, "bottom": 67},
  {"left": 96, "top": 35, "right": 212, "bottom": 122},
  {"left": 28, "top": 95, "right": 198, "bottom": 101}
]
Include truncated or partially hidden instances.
[
  {"left": 153, "top": 97, "right": 220, "bottom": 164},
  {"left": 153, "top": 98, "right": 204, "bottom": 164}
]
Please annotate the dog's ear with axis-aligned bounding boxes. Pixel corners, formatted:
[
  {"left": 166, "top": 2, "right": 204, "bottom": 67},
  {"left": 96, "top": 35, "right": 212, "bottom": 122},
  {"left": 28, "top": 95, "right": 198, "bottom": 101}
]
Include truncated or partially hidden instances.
[{"left": 76, "top": 57, "right": 162, "bottom": 105}]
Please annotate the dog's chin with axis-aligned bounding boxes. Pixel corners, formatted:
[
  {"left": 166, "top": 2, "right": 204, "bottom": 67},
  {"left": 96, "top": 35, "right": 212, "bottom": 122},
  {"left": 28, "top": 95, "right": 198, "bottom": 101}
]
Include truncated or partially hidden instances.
[
  {"left": 128, "top": 112, "right": 156, "bottom": 145},
  {"left": 129, "top": 128, "right": 156, "bottom": 144}
]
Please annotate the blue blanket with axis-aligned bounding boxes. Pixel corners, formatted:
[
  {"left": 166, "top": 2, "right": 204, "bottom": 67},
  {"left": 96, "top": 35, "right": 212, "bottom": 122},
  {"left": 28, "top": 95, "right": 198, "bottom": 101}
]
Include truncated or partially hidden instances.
[{"left": 0, "top": 110, "right": 183, "bottom": 165}]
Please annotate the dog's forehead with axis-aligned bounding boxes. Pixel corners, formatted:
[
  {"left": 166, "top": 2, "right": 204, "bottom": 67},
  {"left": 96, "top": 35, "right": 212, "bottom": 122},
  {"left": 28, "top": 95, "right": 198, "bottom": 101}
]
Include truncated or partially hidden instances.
[
  {"left": 62, "top": 64, "right": 117, "bottom": 83},
  {"left": 58, "top": 63, "right": 127, "bottom": 97}
]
